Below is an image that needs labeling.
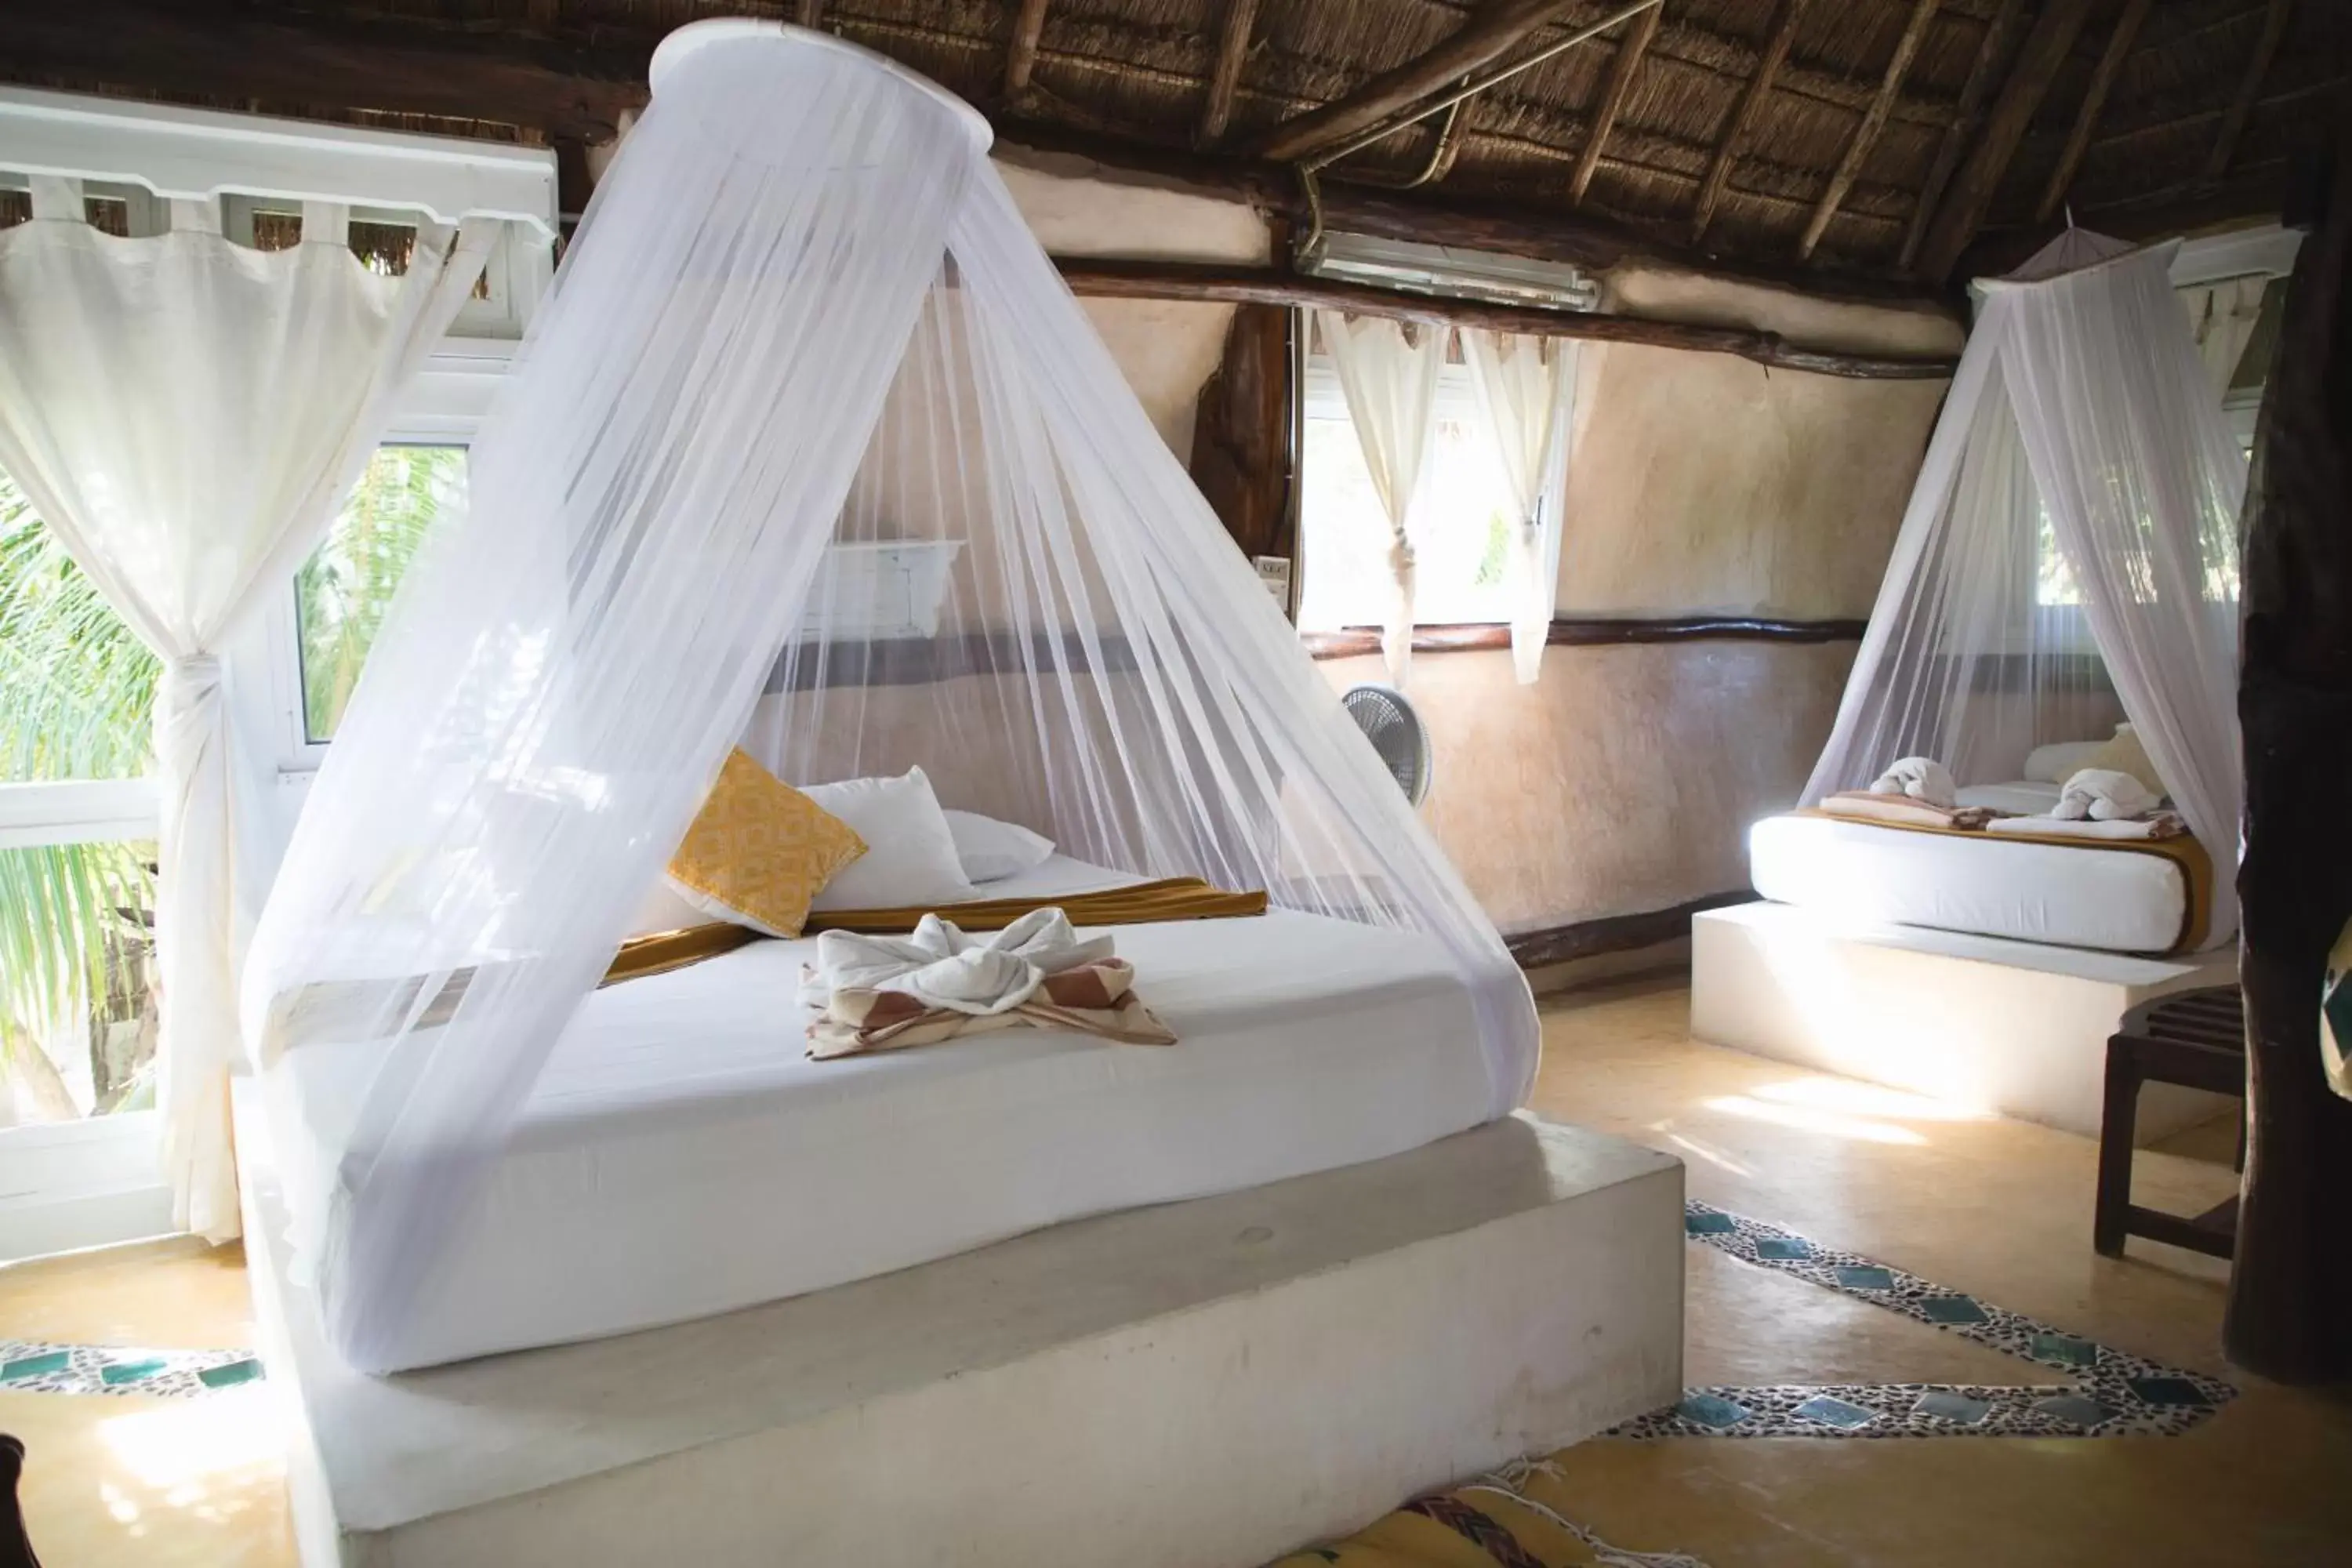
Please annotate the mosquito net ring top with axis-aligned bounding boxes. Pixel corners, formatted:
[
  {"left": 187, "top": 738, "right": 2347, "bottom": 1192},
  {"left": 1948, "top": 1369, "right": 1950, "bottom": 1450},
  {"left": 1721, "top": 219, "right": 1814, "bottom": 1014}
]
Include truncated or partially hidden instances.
[{"left": 242, "top": 22, "right": 1538, "bottom": 1373}]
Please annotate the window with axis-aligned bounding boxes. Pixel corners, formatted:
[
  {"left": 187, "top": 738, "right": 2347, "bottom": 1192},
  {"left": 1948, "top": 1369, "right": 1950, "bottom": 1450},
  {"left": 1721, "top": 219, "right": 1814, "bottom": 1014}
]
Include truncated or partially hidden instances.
[
  {"left": 1298, "top": 354, "right": 1517, "bottom": 633},
  {"left": 296, "top": 445, "right": 466, "bottom": 742},
  {"left": 0, "top": 468, "right": 160, "bottom": 1129}
]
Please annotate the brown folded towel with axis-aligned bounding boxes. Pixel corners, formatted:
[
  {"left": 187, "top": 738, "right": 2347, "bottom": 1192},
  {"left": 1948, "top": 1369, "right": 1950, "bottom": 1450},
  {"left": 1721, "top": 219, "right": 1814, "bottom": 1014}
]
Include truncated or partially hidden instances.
[{"left": 1821, "top": 791, "right": 1994, "bottom": 832}]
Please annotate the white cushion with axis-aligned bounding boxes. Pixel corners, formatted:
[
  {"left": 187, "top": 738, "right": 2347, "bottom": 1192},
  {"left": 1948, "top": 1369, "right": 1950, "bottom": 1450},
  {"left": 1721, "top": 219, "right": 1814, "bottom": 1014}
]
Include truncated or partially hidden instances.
[
  {"left": 2023, "top": 739, "right": 2107, "bottom": 784},
  {"left": 801, "top": 767, "right": 977, "bottom": 911},
  {"left": 626, "top": 877, "right": 713, "bottom": 937},
  {"left": 944, "top": 809, "right": 1057, "bottom": 884}
]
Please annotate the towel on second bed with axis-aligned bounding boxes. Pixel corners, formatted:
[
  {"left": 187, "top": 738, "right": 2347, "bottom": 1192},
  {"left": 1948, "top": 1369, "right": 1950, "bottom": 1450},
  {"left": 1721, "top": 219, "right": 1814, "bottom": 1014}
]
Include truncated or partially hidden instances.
[{"left": 800, "top": 906, "right": 1178, "bottom": 1059}]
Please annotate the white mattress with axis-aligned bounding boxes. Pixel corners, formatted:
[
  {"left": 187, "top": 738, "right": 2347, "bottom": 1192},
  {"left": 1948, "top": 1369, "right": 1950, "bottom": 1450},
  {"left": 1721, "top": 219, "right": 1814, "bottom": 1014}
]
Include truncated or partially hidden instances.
[
  {"left": 268, "top": 857, "right": 1498, "bottom": 1371},
  {"left": 1750, "top": 812, "right": 2188, "bottom": 955}
]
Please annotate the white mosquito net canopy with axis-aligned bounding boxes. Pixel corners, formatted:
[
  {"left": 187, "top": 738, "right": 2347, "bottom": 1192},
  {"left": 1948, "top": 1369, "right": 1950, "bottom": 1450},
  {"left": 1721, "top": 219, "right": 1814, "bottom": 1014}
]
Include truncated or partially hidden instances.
[
  {"left": 241, "top": 21, "right": 1537, "bottom": 1370},
  {"left": 1802, "top": 230, "right": 2247, "bottom": 946}
]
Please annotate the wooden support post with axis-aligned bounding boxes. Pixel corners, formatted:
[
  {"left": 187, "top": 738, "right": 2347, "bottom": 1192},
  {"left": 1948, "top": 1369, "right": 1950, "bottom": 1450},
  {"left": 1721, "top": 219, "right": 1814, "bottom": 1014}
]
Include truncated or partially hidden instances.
[
  {"left": 1253, "top": 0, "right": 1584, "bottom": 163},
  {"left": 1900, "top": 0, "right": 2025, "bottom": 272},
  {"left": 1198, "top": 0, "right": 1261, "bottom": 147},
  {"left": 795, "top": 0, "right": 824, "bottom": 27},
  {"left": 1915, "top": 0, "right": 2096, "bottom": 281},
  {"left": 1690, "top": 0, "right": 1807, "bottom": 245},
  {"left": 2208, "top": 0, "right": 2296, "bottom": 183},
  {"left": 2035, "top": 0, "right": 2151, "bottom": 225},
  {"left": 2227, "top": 127, "right": 2352, "bottom": 1385},
  {"left": 1188, "top": 304, "right": 1296, "bottom": 565},
  {"left": 1799, "top": 0, "right": 1939, "bottom": 261},
  {"left": 1005, "top": 0, "right": 1051, "bottom": 100},
  {"left": 1569, "top": 1, "right": 1664, "bottom": 205}
]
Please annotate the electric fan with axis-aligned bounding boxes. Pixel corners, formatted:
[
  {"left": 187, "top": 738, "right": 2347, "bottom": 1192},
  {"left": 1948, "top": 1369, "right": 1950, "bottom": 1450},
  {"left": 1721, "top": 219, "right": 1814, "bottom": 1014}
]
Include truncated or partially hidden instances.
[{"left": 1342, "top": 683, "right": 1434, "bottom": 807}]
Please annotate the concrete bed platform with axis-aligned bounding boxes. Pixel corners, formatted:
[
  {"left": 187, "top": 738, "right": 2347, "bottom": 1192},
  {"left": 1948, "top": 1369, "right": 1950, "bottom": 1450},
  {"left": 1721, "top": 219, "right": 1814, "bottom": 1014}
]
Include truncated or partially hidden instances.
[
  {"left": 233, "top": 1087, "right": 1684, "bottom": 1568},
  {"left": 1693, "top": 902, "right": 2238, "bottom": 1142}
]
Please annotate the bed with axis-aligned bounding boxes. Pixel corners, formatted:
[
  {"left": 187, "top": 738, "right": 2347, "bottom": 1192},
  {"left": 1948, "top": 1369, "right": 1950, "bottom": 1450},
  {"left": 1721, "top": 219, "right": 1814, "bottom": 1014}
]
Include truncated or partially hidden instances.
[
  {"left": 1749, "top": 780, "right": 2211, "bottom": 956},
  {"left": 261, "top": 856, "right": 1498, "bottom": 1371}
]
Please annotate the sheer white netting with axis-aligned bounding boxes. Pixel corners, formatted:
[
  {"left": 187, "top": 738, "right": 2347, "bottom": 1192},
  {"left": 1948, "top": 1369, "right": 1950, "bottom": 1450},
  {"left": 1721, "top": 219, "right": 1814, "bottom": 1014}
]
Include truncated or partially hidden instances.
[
  {"left": 241, "top": 23, "right": 1537, "bottom": 1371},
  {"left": 1802, "top": 231, "right": 2245, "bottom": 944}
]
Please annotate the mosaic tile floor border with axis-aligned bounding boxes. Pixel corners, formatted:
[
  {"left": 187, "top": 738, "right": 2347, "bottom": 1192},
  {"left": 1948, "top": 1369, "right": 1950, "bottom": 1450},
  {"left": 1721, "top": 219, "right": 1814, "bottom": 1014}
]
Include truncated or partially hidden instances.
[
  {"left": 1604, "top": 1203, "right": 2237, "bottom": 1441},
  {"left": 0, "top": 1340, "right": 262, "bottom": 1399}
]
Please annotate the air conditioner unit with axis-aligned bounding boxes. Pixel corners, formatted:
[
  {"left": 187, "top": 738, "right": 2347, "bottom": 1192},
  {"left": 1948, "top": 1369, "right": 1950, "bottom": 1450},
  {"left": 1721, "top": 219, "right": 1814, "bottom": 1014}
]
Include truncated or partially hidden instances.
[
  {"left": 1299, "top": 231, "right": 1600, "bottom": 315},
  {"left": 798, "top": 539, "right": 965, "bottom": 641}
]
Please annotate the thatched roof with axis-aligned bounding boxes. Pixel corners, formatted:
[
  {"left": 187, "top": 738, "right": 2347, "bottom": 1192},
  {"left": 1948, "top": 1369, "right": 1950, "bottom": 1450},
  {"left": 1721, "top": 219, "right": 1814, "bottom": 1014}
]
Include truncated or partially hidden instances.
[{"left": 5, "top": 2, "right": 2347, "bottom": 289}]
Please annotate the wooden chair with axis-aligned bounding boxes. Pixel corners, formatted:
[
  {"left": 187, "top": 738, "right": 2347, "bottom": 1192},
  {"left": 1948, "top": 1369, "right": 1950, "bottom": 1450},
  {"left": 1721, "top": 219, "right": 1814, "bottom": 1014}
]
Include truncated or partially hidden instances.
[{"left": 2095, "top": 985, "right": 2246, "bottom": 1259}]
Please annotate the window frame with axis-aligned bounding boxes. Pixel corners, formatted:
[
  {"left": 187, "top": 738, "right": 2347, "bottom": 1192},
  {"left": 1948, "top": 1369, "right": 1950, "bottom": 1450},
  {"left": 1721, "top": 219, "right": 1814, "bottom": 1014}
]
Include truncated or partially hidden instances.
[
  {"left": 1297, "top": 349, "right": 1519, "bottom": 634},
  {"left": 245, "top": 339, "right": 515, "bottom": 776}
]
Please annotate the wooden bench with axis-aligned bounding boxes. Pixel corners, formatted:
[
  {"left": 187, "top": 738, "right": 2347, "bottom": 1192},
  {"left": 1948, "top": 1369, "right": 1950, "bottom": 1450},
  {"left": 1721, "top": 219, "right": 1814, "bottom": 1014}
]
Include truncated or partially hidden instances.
[{"left": 2095, "top": 985, "right": 2245, "bottom": 1259}]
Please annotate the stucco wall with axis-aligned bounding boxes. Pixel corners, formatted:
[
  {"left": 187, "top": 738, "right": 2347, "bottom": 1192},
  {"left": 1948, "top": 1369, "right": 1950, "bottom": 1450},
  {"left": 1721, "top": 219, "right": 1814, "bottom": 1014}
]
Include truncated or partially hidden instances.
[
  {"left": 998, "top": 152, "right": 1268, "bottom": 458},
  {"left": 1322, "top": 641, "right": 1857, "bottom": 935},
  {"left": 1556, "top": 346, "right": 1946, "bottom": 619}
]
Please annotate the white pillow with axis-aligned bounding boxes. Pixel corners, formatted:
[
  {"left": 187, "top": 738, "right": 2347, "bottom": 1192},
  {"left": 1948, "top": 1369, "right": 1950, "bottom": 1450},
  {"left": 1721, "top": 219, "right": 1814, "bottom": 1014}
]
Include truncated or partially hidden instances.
[
  {"left": 2023, "top": 739, "right": 2108, "bottom": 784},
  {"left": 626, "top": 877, "right": 712, "bottom": 938},
  {"left": 944, "top": 809, "right": 1056, "bottom": 884},
  {"left": 801, "top": 767, "right": 977, "bottom": 912}
]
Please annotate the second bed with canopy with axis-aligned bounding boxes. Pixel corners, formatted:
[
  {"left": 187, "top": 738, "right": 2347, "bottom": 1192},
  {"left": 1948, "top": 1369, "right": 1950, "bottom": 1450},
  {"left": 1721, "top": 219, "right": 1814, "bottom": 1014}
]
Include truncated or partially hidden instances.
[{"left": 1752, "top": 230, "right": 2247, "bottom": 958}]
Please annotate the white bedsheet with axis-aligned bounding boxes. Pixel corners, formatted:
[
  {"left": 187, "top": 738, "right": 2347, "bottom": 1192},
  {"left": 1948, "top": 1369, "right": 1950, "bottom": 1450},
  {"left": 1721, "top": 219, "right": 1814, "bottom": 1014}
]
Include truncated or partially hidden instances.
[
  {"left": 1750, "top": 813, "right": 2187, "bottom": 955},
  {"left": 267, "top": 858, "right": 1498, "bottom": 1370}
]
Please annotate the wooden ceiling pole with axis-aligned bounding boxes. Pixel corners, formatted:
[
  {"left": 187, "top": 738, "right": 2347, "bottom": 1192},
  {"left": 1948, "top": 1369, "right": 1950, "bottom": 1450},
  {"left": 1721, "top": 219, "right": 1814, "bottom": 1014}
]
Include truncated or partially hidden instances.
[
  {"left": 1568, "top": 0, "right": 1664, "bottom": 205},
  {"left": 1252, "top": 0, "right": 1587, "bottom": 164},
  {"left": 1004, "top": 0, "right": 1051, "bottom": 100},
  {"left": 1899, "top": 0, "right": 2025, "bottom": 270},
  {"left": 2035, "top": 0, "right": 2151, "bottom": 225},
  {"left": 1915, "top": 0, "right": 2097, "bottom": 282},
  {"left": 2206, "top": 0, "right": 2296, "bottom": 182},
  {"left": 1689, "top": 0, "right": 1807, "bottom": 245},
  {"left": 1197, "top": 0, "right": 1261, "bottom": 147},
  {"left": 1798, "top": 0, "right": 1938, "bottom": 261}
]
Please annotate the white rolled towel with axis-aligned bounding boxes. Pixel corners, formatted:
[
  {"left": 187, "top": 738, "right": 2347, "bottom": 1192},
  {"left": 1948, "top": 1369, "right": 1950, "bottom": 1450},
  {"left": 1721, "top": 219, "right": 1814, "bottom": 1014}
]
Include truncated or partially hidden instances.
[
  {"left": 2053, "top": 768, "right": 2159, "bottom": 822},
  {"left": 1869, "top": 756, "right": 1958, "bottom": 809}
]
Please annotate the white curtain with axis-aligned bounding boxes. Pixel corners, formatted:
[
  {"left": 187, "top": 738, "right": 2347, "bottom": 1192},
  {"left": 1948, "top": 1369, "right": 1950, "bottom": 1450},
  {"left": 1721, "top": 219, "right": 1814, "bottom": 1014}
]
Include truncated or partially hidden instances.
[
  {"left": 1465, "top": 328, "right": 1578, "bottom": 684},
  {"left": 1806, "top": 233, "right": 2245, "bottom": 946},
  {"left": 2178, "top": 274, "right": 2270, "bottom": 394},
  {"left": 1315, "top": 310, "right": 1445, "bottom": 682},
  {"left": 0, "top": 181, "right": 490, "bottom": 1240},
  {"left": 241, "top": 27, "right": 1537, "bottom": 1372}
]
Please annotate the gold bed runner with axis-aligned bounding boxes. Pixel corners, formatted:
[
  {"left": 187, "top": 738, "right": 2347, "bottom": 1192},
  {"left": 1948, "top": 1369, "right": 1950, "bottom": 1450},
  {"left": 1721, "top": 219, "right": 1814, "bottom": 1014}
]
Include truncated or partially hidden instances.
[
  {"left": 604, "top": 877, "right": 1268, "bottom": 986},
  {"left": 1792, "top": 808, "right": 2214, "bottom": 954}
]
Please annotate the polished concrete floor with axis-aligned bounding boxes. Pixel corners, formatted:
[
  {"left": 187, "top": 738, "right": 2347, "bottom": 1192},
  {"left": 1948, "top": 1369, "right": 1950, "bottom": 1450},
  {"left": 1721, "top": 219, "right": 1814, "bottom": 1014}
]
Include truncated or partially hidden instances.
[{"left": 2, "top": 978, "right": 2346, "bottom": 1566}]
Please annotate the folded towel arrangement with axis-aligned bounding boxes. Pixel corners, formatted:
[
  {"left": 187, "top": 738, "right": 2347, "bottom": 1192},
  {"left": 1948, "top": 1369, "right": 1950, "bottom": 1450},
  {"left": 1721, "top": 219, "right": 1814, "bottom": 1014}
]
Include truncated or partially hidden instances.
[
  {"left": 800, "top": 906, "right": 1178, "bottom": 1059},
  {"left": 1822, "top": 790, "right": 1994, "bottom": 831},
  {"left": 1869, "top": 756, "right": 1958, "bottom": 809},
  {"left": 2053, "top": 768, "right": 2161, "bottom": 822}
]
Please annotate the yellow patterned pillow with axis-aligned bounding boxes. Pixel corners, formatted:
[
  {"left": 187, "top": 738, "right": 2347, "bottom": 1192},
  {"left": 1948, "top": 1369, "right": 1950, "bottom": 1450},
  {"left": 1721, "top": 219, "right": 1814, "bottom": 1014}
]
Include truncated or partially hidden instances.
[{"left": 666, "top": 750, "right": 867, "bottom": 938}]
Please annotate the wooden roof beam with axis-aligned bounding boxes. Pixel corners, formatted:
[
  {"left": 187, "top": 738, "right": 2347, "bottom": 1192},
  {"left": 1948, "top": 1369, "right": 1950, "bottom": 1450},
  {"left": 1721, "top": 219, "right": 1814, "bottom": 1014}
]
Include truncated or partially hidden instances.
[
  {"left": 1915, "top": 0, "right": 2097, "bottom": 282},
  {"left": 1689, "top": 0, "right": 1807, "bottom": 245},
  {"left": 1569, "top": 0, "right": 1663, "bottom": 205},
  {"left": 1798, "top": 0, "right": 1939, "bottom": 260},
  {"left": 2207, "top": 0, "right": 2296, "bottom": 182},
  {"left": 1197, "top": 0, "right": 1261, "bottom": 147},
  {"left": 1899, "top": 0, "right": 2026, "bottom": 270},
  {"left": 1252, "top": 0, "right": 1588, "bottom": 164},
  {"left": 2035, "top": 0, "right": 2151, "bottom": 226},
  {"left": 1004, "top": 0, "right": 1051, "bottom": 100},
  {"left": 0, "top": 0, "right": 648, "bottom": 143}
]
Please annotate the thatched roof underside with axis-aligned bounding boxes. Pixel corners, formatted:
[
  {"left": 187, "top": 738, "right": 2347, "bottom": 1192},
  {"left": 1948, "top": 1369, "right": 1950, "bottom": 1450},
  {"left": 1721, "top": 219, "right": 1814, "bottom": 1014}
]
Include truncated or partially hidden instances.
[{"left": 5, "top": 2, "right": 2348, "bottom": 285}]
